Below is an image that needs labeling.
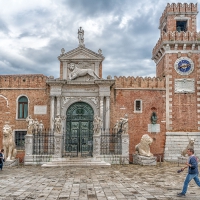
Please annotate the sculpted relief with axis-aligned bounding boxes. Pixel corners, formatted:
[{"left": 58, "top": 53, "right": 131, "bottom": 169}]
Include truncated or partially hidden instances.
[{"left": 68, "top": 63, "right": 100, "bottom": 81}]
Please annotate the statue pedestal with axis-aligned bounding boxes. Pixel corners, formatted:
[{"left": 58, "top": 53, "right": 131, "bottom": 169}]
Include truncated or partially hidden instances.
[
  {"left": 133, "top": 154, "right": 157, "bottom": 166},
  {"left": 93, "top": 134, "right": 101, "bottom": 158},
  {"left": 121, "top": 134, "right": 129, "bottom": 164},
  {"left": 24, "top": 134, "right": 34, "bottom": 165},
  {"left": 54, "top": 133, "right": 63, "bottom": 158},
  {"left": 178, "top": 156, "right": 188, "bottom": 164},
  {"left": 4, "top": 159, "right": 19, "bottom": 167}
]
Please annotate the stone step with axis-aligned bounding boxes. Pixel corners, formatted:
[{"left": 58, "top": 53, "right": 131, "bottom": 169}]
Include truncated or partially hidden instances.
[{"left": 41, "top": 158, "right": 111, "bottom": 167}]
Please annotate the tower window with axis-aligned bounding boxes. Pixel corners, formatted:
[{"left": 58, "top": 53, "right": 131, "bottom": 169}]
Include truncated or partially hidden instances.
[{"left": 176, "top": 21, "right": 187, "bottom": 32}]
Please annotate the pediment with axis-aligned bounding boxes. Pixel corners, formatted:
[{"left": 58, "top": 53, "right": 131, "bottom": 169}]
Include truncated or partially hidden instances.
[{"left": 58, "top": 46, "right": 104, "bottom": 61}]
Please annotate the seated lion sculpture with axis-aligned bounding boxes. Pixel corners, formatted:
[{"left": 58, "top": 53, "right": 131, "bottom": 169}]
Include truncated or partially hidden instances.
[
  {"left": 135, "top": 134, "right": 153, "bottom": 157},
  {"left": 3, "top": 124, "right": 17, "bottom": 160}
]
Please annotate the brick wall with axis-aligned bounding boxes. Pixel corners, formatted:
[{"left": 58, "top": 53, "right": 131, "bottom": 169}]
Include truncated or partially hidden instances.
[
  {"left": 0, "top": 74, "right": 50, "bottom": 151},
  {"left": 110, "top": 77, "right": 166, "bottom": 161}
]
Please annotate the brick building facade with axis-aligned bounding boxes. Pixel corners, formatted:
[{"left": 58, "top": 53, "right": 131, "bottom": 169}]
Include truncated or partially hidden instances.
[{"left": 0, "top": 3, "right": 200, "bottom": 162}]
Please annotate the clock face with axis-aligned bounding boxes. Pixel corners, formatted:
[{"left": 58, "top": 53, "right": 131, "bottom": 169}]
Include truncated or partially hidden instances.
[{"left": 174, "top": 57, "right": 194, "bottom": 75}]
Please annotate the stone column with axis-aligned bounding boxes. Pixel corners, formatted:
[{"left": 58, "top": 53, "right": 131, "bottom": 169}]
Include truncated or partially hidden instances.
[
  {"left": 50, "top": 96, "right": 55, "bottom": 130},
  {"left": 121, "top": 134, "right": 129, "bottom": 164},
  {"left": 24, "top": 134, "right": 33, "bottom": 165},
  {"left": 54, "top": 133, "right": 63, "bottom": 158},
  {"left": 93, "top": 134, "right": 101, "bottom": 159},
  {"left": 105, "top": 96, "right": 110, "bottom": 130},
  {"left": 56, "top": 96, "right": 61, "bottom": 116},
  {"left": 99, "top": 96, "right": 104, "bottom": 120}
]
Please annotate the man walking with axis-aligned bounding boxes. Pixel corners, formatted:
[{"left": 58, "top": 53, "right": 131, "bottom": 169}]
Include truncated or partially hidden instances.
[{"left": 177, "top": 148, "right": 200, "bottom": 197}]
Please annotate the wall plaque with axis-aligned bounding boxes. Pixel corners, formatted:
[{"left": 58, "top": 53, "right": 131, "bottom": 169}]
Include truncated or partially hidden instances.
[
  {"left": 148, "top": 124, "right": 160, "bottom": 133},
  {"left": 175, "top": 79, "right": 195, "bottom": 93},
  {"left": 34, "top": 105, "right": 47, "bottom": 115}
]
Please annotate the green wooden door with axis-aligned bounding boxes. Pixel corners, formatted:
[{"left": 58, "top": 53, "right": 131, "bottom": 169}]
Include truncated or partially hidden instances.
[{"left": 65, "top": 102, "right": 94, "bottom": 157}]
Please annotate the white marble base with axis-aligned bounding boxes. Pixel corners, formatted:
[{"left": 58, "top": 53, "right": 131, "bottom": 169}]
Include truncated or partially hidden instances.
[
  {"left": 133, "top": 154, "right": 157, "bottom": 166},
  {"left": 4, "top": 159, "right": 19, "bottom": 167},
  {"left": 178, "top": 156, "right": 188, "bottom": 164}
]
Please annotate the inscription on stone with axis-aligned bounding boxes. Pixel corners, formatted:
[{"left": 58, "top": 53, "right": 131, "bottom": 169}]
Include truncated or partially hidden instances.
[
  {"left": 34, "top": 105, "right": 47, "bottom": 115},
  {"left": 175, "top": 79, "right": 195, "bottom": 93},
  {"left": 148, "top": 124, "right": 160, "bottom": 133}
]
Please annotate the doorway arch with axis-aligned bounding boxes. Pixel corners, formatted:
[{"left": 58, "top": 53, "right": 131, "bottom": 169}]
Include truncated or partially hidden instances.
[{"left": 65, "top": 102, "right": 94, "bottom": 157}]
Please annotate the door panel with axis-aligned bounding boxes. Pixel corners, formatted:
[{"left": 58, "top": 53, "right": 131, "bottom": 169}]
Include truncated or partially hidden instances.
[{"left": 65, "top": 102, "right": 94, "bottom": 157}]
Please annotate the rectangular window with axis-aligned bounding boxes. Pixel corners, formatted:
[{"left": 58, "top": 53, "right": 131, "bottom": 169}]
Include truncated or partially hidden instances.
[
  {"left": 134, "top": 100, "right": 142, "bottom": 113},
  {"left": 15, "top": 131, "right": 27, "bottom": 150},
  {"left": 136, "top": 100, "right": 141, "bottom": 111},
  {"left": 176, "top": 21, "right": 187, "bottom": 32}
]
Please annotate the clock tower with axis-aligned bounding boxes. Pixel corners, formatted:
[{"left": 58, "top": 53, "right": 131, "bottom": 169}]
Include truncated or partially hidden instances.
[{"left": 152, "top": 3, "right": 200, "bottom": 161}]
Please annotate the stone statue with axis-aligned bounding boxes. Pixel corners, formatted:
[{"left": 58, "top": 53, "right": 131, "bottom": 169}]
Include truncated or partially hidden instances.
[
  {"left": 68, "top": 63, "right": 100, "bottom": 81},
  {"left": 151, "top": 112, "right": 157, "bottom": 124},
  {"left": 119, "top": 114, "right": 128, "bottom": 134},
  {"left": 54, "top": 115, "right": 62, "bottom": 133},
  {"left": 26, "top": 115, "right": 34, "bottom": 134},
  {"left": 2, "top": 124, "right": 17, "bottom": 160},
  {"left": 181, "top": 136, "right": 196, "bottom": 157},
  {"left": 38, "top": 120, "right": 44, "bottom": 133},
  {"left": 33, "top": 118, "right": 39, "bottom": 133},
  {"left": 113, "top": 120, "right": 119, "bottom": 134},
  {"left": 78, "top": 27, "right": 84, "bottom": 47},
  {"left": 135, "top": 134, "right": 153, "bottom": 157},
  {"left": 93, "top": 115, "right": 102, "bottom": 135}
]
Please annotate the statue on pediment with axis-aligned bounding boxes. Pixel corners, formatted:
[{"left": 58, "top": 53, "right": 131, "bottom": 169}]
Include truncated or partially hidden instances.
[
  {"left": 68, "top": 63, "right": 100, "bottom": 81},
  {"left": 78, "top": 27, "right": 84, "bottom": 47}
]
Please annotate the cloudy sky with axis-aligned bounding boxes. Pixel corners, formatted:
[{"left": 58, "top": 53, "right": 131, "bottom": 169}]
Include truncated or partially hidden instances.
[{"left": 0, "top": 0, "right": 200, "bottom": 78}]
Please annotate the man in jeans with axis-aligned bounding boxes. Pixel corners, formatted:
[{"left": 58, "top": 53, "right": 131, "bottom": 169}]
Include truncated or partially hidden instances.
[{"left": 177, "top": 148, "right": 200, "bottom": 197}]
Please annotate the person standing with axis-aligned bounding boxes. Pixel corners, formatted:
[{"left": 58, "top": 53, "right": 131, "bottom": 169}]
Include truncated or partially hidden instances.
[
  {"left": 177, "top": 148, "right": 200, "bottom": 197},
  {"left": 0, "top": 149, "right": 4, "bottom": 170}
]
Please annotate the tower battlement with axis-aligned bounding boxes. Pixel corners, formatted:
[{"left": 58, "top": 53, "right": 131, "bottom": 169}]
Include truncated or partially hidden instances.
[
  {"left": 160, "top": 3, "right": 198, "bottom": 26},
  {"left": 153, "top": 30, "right": 200, "bottom": 58}
]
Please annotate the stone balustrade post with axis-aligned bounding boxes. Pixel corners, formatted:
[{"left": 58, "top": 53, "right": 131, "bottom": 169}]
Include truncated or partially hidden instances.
[
  {"left": 24, "top": 134, "right": 33, "bottom": 165},
  {"left": 93, "top": 134, "right": 101, "bottom": 158},
  {"left": 121, "top": 134, "right": 129, "bottom": 164},
  {"left": 54, "top": 133, "right": 63, "bottom": 158}
]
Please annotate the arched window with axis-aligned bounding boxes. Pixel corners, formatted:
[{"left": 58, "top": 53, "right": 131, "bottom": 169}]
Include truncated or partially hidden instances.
[{"left": 18, "top": 96, "right": 28, "bottom": 119}]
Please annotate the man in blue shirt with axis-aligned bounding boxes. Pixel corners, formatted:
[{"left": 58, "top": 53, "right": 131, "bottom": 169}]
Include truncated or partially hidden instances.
[{"left": 177, "top": 148, "right": 200, "bottom": 197}]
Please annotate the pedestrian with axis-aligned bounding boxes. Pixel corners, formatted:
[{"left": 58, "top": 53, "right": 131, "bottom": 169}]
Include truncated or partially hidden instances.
[
  {"left": 0, "top": 149, "right": 4, "bottom": 170},
  {"left": 177, "top": 148, "right": 200, "bottom": 197}
]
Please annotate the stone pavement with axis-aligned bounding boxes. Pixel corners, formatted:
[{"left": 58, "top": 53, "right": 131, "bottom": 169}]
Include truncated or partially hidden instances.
[{"left": 0, "top": 163, "right": 199, "bottom": 200}]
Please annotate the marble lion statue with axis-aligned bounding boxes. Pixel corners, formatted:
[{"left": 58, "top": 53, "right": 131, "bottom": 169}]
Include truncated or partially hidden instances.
[
  {"left": 135, "top": 134, "right": 153, "bottom": 157},
  {"left": 2, "top": 124, "right": 17, "bottom": 160},
  {"left": 68, "top": 63, "right": 100, "bottom": 80}
]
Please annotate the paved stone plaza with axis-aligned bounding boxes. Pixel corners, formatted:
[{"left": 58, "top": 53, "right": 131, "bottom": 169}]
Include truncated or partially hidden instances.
[{"left": 0, "top": 163, "right": 200, "bottom": 200}]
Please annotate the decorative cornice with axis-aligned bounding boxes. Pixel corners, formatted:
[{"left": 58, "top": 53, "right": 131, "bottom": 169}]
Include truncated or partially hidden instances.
[{"left": 58, "top": 46, "right": 104, "bottom": 61}]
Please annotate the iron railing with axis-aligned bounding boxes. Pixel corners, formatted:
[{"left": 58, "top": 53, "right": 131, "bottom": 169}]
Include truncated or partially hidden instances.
[
  {"left": 32, "top": 129, "right": 54, "bottom": 155},
  {"left": 100, "top": 129, "right": 122, "bottom": 155}
]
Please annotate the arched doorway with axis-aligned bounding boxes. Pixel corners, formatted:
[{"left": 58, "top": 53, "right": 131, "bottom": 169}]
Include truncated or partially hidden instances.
[{"left": 65, "top": 102, "right": 94, "bottom": 157}]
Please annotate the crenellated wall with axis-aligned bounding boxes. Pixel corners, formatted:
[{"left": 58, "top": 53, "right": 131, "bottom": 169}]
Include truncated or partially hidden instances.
[
  {"left": 153, "top": 31, "right": 200, "bottom": 56},
  {"left": 114, "top": 76, "right": 166, "bottom": 89},
  {"left": 160, "top": 3, "right": 198, "bottom": 27},
  {"left": 0, "top": 74, "right": 48, "bottom": 88}
]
